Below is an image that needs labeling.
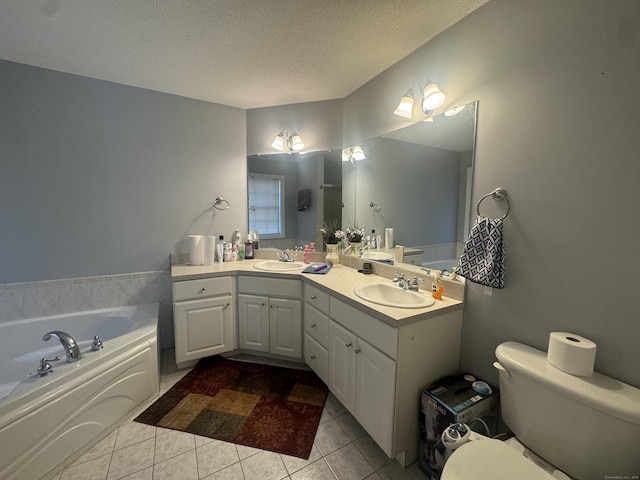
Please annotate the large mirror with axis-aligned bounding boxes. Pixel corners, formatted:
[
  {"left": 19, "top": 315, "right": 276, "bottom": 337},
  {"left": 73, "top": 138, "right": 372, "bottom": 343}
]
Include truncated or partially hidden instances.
[
  {"left": 343, "top": 100, "right": 478, "bottom": 268},
  {"left": 246, "top": 150, "right": 344, "bottom": 250}
]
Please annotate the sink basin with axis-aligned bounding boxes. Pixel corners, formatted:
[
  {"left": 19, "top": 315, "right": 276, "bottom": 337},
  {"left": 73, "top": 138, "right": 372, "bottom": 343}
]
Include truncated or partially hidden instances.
[
  {"left": 353, "top": 282, "right": 435, "bottom": 309},
  {"left": 253, "top": 261, "right": 305, "bottom": 271},
  {"left": 361, "top": 251, "right": 394, "bottom": 261}
]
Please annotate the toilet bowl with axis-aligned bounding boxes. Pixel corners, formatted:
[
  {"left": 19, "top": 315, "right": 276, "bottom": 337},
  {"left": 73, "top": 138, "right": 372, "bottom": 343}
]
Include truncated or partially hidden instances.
[
  {"left": 440, "top": 342, "right": 640, "bottom": 480},
  {"left": 441, "top": 438, "right": 556, "bottom": 480}
]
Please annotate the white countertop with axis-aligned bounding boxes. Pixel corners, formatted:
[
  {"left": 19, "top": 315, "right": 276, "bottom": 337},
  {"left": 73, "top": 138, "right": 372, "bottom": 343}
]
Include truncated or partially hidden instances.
[{"left": 171, "top": 259, "right": 464, "bottom": 327}]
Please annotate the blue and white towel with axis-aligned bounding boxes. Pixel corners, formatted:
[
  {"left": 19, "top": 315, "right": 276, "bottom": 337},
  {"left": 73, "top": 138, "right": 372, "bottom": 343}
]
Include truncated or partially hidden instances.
[{"left": 457, "top": 216, "right": 505, "bottom": 288}]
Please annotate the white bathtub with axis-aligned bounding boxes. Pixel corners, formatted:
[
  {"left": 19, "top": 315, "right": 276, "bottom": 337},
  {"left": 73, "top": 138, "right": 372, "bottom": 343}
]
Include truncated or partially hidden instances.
[
  {"left": 0, "top": 303, "right": 159, "bottom": 480},
  {"left": 422, "top": 259, "right": 460, "bottom": 272}
]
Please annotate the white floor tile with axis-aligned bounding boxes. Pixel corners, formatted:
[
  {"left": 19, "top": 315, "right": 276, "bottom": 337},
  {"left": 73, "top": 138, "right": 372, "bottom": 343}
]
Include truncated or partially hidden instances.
[
  {"left": 60, "top": 453, "right": 111, "bottom": 480},
  {"left": 114, "top": 422, "right": 156, "bottom": 451},
  {"left": 290, "top": 458, "right": 337, "bottom": 480},
  {"left": 107, "top": 437, "right": 155, "bottom": 479},
  {"left": 196, "top": 440, "right": 240, "bottom": 478},
  {"left": 314, "top": 418, "right": 351, "bottom": 456},
  {"left": 324, "top": 443, "right": 373, "bottom": 480},
  {"left": 154, "top": 430, "right": 195, "bottom": 463},
  {"left": 70, "top": 429, "right": 118, "bottom": 466},
  {"left": 122, "top": 466, "right": 153, "bottom": 479},
  {"left": 153, "top": 449, "right": 199, "bottom": 480},
  {"left": 240, "top": 450, "right": 288, "bottom": 480},
  {"left": 280, "top": 444, "right": 323, "bottom": 475},
  {"left": 201, "top": 461, "right": 244, "bottom": 480}
]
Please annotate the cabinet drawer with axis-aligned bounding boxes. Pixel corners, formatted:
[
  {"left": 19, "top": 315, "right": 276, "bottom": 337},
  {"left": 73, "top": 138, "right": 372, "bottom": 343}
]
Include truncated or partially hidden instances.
[
  {"left": 173, "top": 276, "right": 234, "bottom": 302},
  {"left": 330, "top": 297, "right": 398, "bottom": 359},
  {"left": 304, "top": 303, "right": 329, "bottom": 347},
  {"left": 238, "top": 276, "right": 301, "bottom": 297},
  {"left": 303, "top": 283, "right": 330, "bottom": 315},
  {"left": 304, "top": 333, "right": 328, "bottom": 385}
]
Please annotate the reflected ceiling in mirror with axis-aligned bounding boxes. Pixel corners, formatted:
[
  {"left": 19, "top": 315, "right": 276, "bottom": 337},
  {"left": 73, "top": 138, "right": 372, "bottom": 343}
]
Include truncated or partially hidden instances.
[{"left": 343, "top": 100, "right": 477, "bottom": 268}]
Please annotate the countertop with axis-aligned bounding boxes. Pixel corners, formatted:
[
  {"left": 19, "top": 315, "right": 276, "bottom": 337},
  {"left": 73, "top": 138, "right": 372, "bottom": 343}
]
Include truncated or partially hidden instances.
[{"left": 171, "top": 259, "right": 464, "bottom": 328}]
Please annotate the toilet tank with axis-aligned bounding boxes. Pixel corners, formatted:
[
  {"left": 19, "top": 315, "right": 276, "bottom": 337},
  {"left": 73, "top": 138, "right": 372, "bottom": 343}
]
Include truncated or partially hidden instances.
[{"left": 494, "top": 342, "right": 640, "bottom": 480}]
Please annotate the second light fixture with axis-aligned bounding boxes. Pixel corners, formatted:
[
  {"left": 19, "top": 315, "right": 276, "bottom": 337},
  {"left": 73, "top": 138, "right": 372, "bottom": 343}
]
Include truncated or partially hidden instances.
[
  {"left": 271, "top": 130, "right": 305, "bottom": 152},
  {"left": 393, "top": 81, "right": 446, "bottom": 119}
]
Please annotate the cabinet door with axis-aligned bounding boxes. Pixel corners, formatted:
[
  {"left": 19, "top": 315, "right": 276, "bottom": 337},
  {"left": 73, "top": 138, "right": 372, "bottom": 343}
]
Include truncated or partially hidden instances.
[
  {"left": 269, "top": 298, "right": 302, "bottom": 358},
  {"left": 328, "top": 320, "right": 357, "bottom": 413},
  {"left": 238, "top": 294, "right": 269, "bottom": 352},
  {"left": 355, "top": 338, "right": 396, "bottom": 456},
  {"left": 174, "top": 295, "right": 234, "bottom": 364}
]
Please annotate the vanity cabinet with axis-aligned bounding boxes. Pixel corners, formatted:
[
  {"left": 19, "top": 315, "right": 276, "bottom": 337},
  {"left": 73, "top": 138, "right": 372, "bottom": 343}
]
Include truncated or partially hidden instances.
[
  {"left": 172, "top": 276, "right": 235, "bottom": 367},
  {"left": 238, "top": 276, "right": 302, "bottom": 359},
  {"left": 328, "top": 302, "right": 397, "bottom": 455},
  {"left": 303, "top": 279, "right": 463, "bottom": 466}
]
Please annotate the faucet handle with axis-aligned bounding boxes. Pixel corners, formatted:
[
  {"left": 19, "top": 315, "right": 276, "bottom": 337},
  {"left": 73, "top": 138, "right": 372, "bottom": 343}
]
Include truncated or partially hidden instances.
[
  {"left": 91, "top": 335, "right": 103, "bottom": 351},
  {"left": 36, "top": 356, "right": 61, "bottom": 377}
]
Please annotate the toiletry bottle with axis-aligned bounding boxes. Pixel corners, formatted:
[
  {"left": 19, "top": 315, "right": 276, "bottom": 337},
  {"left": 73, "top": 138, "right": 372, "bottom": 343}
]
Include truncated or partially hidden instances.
[
  {"left": 238, "top": 243, "right": 245, "bottom": 261},
  {"left": 370, "top": 230, "right": 377, "bottom": 249},
  {"left": 231, "top": 244, "right": 238, "bottom": 261},
  {"left": 310, "top": 242, "right": 315, "bottom": 253},
  {"left": 244, "top": 240, "right": 254, "bottom": 259},
  {"left": 223, "top": 243, "right": 231, "bottom": 262},
  {"left": 303, "top": 245, "right": 310, "bottom": 264},
  {"left": 232, "top": 230, "right": 241, "bottom": 245},
  {"left": 432, "top": 271, "right": 443, "bottom": 300},
  {"left": 216, "top": 235, "right": 225, "bottom": 263}
]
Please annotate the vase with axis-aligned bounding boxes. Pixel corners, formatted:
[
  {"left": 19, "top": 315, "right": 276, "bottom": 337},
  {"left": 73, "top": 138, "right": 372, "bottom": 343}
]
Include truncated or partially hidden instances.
[
  {"left": 325, "top": 243, "right": 339, "bottom": 266},
  {"left": 350, "top": 242, "right": 360, "bottom": 256}
]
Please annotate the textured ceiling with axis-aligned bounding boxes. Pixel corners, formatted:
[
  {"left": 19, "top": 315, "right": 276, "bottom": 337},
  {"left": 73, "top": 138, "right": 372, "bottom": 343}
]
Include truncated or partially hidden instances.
[{"left": 0, "top": 0, "right": 488, "bottom": 109}]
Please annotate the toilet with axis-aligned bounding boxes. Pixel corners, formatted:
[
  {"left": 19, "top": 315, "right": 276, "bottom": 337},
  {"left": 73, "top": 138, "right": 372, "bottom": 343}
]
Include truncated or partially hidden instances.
[{"left": 441, "top": 341, "right": 640, "bottom": 480}]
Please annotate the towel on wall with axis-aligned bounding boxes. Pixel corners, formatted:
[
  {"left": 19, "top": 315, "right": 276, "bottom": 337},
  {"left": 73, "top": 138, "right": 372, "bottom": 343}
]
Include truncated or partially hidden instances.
[{"left": 457, "top": 216, "right": 505, "bottom": 288}]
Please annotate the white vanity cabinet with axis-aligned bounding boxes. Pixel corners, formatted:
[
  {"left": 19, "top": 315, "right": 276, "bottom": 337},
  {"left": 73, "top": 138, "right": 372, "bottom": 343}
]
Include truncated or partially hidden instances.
[
  {"left": 328, "top": 299, "right": 397, "bottom": 456},
  {"left": 238, "top": 276, "right": 302, "bottom": 359},
  {"left": 303, "top": 279, "right": 463, "bottom": 466},
  {"left": 172, "top": 276, "right": 235, "bottom": 367}
]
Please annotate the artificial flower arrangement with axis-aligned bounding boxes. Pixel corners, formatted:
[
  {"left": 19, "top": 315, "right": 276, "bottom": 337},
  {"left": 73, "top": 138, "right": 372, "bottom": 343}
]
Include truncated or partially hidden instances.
[
  {"left": 319, "top": 222, "right": 346, "bottom": 245},
  {"left": 346, "top": 227, "right": 365, "bottom": 243}
]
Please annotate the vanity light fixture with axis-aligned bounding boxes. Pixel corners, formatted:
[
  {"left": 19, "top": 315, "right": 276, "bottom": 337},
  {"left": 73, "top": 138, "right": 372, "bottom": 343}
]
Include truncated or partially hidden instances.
[
  {"left": 271, "top": 130, "right": 305, "bottom": 152},
  {"left": 342, "top": 145, "right": 366, "bottom": 164},
  {"left": 393, "top": 81, "right": 446, "bottom": 119}
]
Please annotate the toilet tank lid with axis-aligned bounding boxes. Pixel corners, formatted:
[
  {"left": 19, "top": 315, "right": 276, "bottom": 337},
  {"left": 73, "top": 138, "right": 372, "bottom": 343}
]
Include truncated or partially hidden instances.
[{"left": 495, "top": 342, "right": 640, "bottom": 425}]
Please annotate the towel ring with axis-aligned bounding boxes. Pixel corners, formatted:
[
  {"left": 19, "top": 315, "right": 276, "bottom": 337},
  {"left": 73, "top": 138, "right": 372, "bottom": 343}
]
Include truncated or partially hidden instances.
[
  {"left": 477, "top": 188, "right": 510, "bottom": 220},
  {"left": 213, "top": 197, "right": 230, "bottom": 210}
]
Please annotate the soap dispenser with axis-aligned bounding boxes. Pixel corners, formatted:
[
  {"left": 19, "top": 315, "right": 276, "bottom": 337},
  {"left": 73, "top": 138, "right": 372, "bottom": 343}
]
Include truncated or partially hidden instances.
[{"left": 432, "top": 271, "right": 443, "bottom": 300}]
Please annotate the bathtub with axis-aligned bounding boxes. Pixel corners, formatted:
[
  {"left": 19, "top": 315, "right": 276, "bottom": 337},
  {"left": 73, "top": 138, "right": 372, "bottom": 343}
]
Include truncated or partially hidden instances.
[
  {"left": 0, "top": 303, "right": 159, "bottom": 480},
  {"left": 422, "top": 259, "right": 460, "bottom": 272}
]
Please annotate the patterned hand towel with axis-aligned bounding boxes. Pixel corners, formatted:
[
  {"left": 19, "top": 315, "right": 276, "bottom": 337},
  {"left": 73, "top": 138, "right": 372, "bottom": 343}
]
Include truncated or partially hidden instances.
[{"left": 457, "top": 216, "right": 505, "bottom": 288}]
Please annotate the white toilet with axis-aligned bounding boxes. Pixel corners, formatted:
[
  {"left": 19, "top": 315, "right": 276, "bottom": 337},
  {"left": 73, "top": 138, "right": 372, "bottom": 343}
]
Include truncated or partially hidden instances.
[{"left": 441, "top": 341, "right": 640, "bottom": 480}]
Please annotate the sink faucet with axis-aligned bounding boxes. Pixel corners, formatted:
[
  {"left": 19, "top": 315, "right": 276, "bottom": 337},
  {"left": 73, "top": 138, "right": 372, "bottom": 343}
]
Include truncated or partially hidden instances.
[
  {"left": 279, "top": 249, "right": 295, "bottom": 262},
  {"left": 393, "top": 273, "right": 422, "bottom": 291},
  {"left": 43, "top": 331, "right": 81, "bottom": 362}
]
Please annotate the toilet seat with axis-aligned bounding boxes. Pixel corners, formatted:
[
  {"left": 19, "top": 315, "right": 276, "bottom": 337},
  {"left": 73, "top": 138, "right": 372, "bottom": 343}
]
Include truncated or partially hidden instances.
[{"left": 441, "top": 438, "right": 556, "bottom": 480}]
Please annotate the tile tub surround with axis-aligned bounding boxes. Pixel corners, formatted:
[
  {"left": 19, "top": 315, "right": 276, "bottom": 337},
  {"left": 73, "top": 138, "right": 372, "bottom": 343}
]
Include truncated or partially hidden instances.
[
  {"left": 0, "top": 271, "right": 174, "bottom": 349},
  {"left": 51, "top": 351, "right": 430, "bottom": 480}
]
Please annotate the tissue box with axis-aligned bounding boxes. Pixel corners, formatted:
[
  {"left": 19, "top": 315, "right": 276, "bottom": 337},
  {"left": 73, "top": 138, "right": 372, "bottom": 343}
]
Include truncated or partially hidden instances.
[{"left": 418, "top": 374, "right": 499, "bottom": 480}]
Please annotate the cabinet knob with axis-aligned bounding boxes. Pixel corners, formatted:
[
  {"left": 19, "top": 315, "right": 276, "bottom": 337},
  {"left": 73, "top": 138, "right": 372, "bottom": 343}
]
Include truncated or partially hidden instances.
[
  {"left": 262, "top": 303, "right": 266, "bottom": 306},
  {"left": 310, "top": 295, "right": 317, "bottom": 299},
  {"left": 355, "top": 348, "right": 361, "bottom": 354},
  {"left": 310, "top": 355, "right": 316, "bottom": 360},
  {"left": 311, "top": 323, "right": 317, "bottom": 328},
  {"left": 200, "top": 287, "right": 207, "bottom": 292},
  {"left": 346, "top": 342, "right": 353, "bottom": 348},
  {"left": 225, "top": 302, "right": 230, "bottom": 307}
]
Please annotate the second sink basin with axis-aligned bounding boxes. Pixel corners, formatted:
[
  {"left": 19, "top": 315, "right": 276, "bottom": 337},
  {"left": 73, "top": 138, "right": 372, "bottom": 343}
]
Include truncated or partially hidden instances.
[
  {"left": 361, "top": 251, "right": 394, "bottom": 261},
  {"left": 253, "top": 261, "right": 305, "bottom": 271},
  {"left": 353, "top": 282, "right": 435, "bottom": 309}
]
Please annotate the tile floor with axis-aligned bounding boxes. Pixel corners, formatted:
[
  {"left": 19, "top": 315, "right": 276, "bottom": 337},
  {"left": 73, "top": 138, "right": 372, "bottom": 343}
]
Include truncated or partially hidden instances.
[{"left": 51, "top": 351, "right": 429, "bottom": 480}]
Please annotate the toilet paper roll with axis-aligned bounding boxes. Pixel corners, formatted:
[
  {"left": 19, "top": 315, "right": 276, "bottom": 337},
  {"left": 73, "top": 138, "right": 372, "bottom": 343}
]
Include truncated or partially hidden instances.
[
  {"left": 202, "top": 235, "right": 216, "bottom": 265},
  {"left": 188, "top": 235, "right": 204, "bottom": 265},
  {"left": 547, "top": 332, "right": 597, "bottom": 376},
  {"left": 385, "top": 228, "right": 394, "bottom": 249}
]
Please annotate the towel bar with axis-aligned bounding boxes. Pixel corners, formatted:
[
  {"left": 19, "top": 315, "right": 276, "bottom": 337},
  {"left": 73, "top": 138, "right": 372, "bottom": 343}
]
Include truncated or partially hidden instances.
[{"left": 477, "top": 188, "right": 510, "bottom": 220}]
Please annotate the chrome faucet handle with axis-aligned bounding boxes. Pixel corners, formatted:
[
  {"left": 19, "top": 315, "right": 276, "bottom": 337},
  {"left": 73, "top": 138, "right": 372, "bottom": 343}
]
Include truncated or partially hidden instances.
[
  {"left": 36, "top": 356, "right": 61, "bottom": 377},
  {"left": 91, "top": 335, "right": 103, "bottom": 351},
  {"left": 392, "top": 272, "right": 405, "bottom": 281}
]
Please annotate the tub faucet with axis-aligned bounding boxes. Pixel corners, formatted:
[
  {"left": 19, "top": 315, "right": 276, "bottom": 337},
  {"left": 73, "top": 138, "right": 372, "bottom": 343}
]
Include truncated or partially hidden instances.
[{"left": 43, "top": 331, "right": 81, "bottom": 363}]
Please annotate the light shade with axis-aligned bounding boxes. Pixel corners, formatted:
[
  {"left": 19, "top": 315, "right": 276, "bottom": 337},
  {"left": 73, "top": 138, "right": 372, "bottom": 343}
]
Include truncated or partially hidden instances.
[
  {"left": 422, "top": 83, "right": 446, "bottom": 111},
  {"left": 271, "top": 131, "right": 285, "bottom": 150},
  {"left": 352, "top": 145, "right": 366, "bottom": 161},
  {"left": 393, "top": 89, "right": 415, "bottom": 118},
  {"left": 289, "top": 131, "right": 304, "bottom": 151}
]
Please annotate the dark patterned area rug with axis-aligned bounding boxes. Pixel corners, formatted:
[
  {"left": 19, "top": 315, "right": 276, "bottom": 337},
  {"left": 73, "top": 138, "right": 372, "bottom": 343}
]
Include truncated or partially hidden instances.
[{"left": 134, "top": 356, "right": 328, "bottom": 459}]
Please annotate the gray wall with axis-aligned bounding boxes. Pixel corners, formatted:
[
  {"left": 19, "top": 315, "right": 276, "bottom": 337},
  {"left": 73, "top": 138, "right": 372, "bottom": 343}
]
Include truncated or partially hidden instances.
[
  {"left": 343, "top": 0, "right": 640, "bottom": 387},
  {"left": 0, "top": 60, "right": 246, "bottom": 284}
]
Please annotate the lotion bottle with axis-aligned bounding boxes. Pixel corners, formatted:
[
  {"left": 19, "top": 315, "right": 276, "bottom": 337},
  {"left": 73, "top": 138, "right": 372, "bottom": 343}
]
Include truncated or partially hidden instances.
[
  {"left": 431, "top": 271, "right": 443, "bottom": 300},
  {"left": 303, "top": 245, "right": 310, "bottom": 264}
]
